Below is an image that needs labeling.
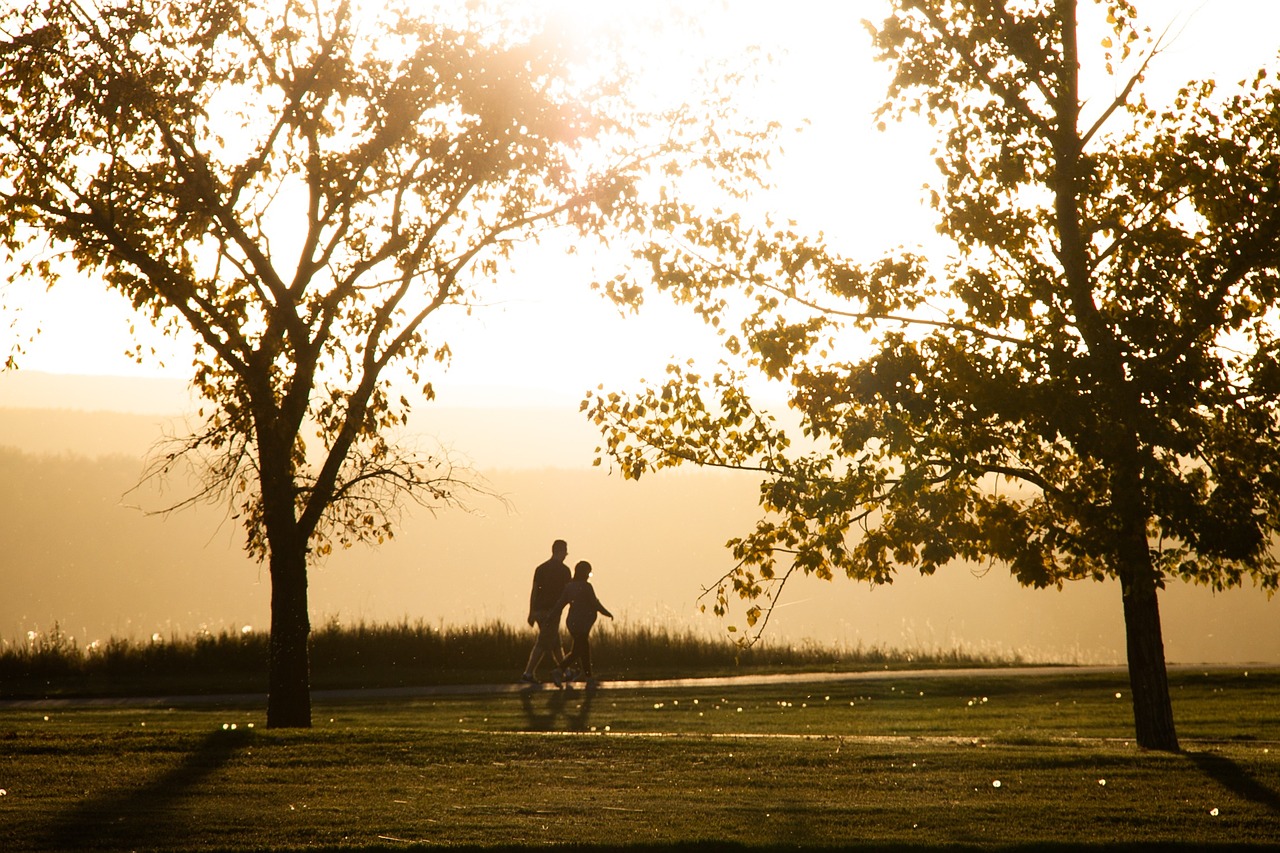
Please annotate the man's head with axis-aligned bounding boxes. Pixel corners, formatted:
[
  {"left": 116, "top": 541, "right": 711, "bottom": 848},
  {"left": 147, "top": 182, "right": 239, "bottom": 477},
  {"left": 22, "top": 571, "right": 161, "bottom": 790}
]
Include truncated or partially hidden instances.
[{"left": 551, "top": 539, "right": 568, "bottom": 561}]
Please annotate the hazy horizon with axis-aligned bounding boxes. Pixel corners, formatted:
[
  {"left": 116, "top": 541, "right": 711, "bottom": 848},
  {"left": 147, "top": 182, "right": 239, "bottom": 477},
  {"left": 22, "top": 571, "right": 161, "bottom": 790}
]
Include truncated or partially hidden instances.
[{"left": 2, "top": 370, "right": 1277, "bottom": 666}]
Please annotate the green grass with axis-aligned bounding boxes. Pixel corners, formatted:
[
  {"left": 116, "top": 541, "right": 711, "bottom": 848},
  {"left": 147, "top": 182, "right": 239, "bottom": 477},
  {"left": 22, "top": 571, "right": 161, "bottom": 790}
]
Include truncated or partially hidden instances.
[
  {"left": 2, "top": 668, "right": 1278, "bottom": 851},
  {"left": 0, "top": 619, "right": 1021, "bottom": 699}
]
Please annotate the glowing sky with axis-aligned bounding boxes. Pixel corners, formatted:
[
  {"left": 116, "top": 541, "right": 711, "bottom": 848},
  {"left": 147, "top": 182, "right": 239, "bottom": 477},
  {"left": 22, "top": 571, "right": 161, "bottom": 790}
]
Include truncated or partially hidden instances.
[{"left": 5, "top": 1, "right": 1278, "bottom": 408}]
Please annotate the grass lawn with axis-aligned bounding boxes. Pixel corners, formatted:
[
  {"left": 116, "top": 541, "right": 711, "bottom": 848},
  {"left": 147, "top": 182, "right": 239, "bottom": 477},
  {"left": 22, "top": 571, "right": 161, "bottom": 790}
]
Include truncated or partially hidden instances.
[{"left": 1, "top": 667, "right": 1278, "bottom": 851}]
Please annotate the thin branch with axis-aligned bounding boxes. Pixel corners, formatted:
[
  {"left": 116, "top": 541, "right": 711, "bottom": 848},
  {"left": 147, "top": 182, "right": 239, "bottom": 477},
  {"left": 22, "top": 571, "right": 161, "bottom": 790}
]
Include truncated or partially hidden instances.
[
  {"left": 1080, "top": 20, "right": 1174, "bottom": 149},
  {"left": 742, "top": 561, "right": 800, "bottom": 646},
  {"left": 678, "top": 238, "right": 1044, "bottom": 353}
]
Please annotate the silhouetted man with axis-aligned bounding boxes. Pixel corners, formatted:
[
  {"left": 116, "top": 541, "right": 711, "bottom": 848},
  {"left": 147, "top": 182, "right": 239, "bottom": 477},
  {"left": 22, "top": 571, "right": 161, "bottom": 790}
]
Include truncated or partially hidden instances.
[{"left": 521, "top": 538, "right": 571, "bottom": 685}]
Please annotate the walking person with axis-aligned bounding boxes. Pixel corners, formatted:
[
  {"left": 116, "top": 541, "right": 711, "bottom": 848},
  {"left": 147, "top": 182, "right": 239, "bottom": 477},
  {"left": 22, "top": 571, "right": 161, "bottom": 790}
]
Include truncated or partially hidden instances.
[
  {"left": 521, "top": 539, "right": 572, "bottom": 685},
  {"left": 555, "top": 560, "right": 613, "bottom": 686}
]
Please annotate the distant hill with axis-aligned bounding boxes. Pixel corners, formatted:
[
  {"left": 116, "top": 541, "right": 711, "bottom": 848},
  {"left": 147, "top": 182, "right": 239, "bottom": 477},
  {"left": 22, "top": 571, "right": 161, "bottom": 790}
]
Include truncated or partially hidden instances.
[
  {"left": 0, "top": 371, "right": 602, "bottom": 469},
  {"left": 0, "top": 407, "right": 184, "bottom": 458},
  {"left": 0, "top": 370, "right": 189, "bottom": 414}
]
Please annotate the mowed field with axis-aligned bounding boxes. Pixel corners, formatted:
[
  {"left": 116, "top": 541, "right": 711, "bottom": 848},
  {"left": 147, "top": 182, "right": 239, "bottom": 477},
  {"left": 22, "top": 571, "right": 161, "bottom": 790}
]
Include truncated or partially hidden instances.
[{"left": 2, "top": 667, "right": 1278, "bottom": 851}]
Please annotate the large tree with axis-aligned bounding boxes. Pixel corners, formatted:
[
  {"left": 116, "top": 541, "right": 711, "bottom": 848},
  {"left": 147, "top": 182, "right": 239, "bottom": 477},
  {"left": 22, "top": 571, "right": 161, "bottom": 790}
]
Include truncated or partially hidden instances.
[
  {"left": 0, "top": 0, "right": 761, "bottom": 726},
  {"left": 586, "top": 0, "right": 1280, "bottom": 751}
]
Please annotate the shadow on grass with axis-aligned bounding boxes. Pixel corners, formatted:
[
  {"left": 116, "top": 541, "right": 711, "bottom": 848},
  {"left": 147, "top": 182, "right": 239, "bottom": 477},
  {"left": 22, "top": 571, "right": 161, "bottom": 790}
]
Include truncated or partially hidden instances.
[
  {"left": 1188, "top": 750, "right": 1280, "bottom": 814},
  {"left": 42, "top": 727, "right": 250, "bottom": 850},
  {"left": 519, "top": 681, "right": 598, "bottom": 732}
]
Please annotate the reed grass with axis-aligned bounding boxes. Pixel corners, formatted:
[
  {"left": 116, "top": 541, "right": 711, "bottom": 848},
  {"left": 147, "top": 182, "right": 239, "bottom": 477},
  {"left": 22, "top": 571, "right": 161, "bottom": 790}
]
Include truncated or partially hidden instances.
[{"left": 0, "top": 618, "right": 1021, "bottom": 699}]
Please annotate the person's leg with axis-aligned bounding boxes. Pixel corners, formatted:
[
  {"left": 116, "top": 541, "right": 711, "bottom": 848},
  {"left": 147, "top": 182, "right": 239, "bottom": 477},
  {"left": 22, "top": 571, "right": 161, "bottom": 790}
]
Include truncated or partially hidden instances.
[
  {"left": 522, "top": 644, "right": 543, "bottom": 681},
  {"left": 579, "top": 634, "right": 593, "bottom": 679},
  {"left": 560, "top": 639, "right": 578, "bottom": 674},
  {"left": 544, "top": 618, "right": 564, "bottom": 669},
  {"left": 550, "top": 635, "right": 564, "bottom": 669},
  {"left": 539, "top": 618, "right": 566, "bottom": 686},
  {"left": 563, "top": 630, "right": 588, "bottom": 680},
  {"left": 523, "top": 612, "right": 553, "bottom": 681}
]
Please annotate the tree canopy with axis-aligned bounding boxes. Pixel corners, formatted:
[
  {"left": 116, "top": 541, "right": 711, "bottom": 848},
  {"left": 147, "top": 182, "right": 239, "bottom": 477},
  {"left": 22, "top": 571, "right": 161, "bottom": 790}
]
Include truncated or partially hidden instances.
[
  {"left": 0, "top": 0, "right": 772, "bottom": 726},
  {"left": 586, "top": 0, "right": 1280, "bottom": 750}
]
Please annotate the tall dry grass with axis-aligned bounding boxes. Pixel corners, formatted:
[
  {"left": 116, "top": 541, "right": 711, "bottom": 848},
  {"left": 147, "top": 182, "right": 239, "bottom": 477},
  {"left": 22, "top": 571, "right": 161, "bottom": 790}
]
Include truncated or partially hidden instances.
[{"left": 0, "top": 618, "right": 1021, "bottom": 698}]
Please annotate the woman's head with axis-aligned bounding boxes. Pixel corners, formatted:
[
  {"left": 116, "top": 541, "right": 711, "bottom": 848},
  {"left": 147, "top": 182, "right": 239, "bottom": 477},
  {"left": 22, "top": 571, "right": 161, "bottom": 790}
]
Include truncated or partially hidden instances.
[{"left": 573, "top": 560, "right": 592, "bottom": 581}]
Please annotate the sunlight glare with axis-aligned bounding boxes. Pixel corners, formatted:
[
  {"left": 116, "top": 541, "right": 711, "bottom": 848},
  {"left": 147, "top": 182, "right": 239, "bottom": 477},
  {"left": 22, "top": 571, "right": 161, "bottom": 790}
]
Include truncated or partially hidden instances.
[{"left": 10, "top": 0, "right": 1280, "bottom": 423}]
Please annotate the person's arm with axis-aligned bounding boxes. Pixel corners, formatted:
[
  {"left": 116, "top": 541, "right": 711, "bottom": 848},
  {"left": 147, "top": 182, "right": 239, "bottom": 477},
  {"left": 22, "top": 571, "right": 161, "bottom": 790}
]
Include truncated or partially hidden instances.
[
  {"left": 592, "top": 586, "right": 613, "bottom": 619},
  {"left": 528, "top": 568, "right": 540, "bottom": 625}
]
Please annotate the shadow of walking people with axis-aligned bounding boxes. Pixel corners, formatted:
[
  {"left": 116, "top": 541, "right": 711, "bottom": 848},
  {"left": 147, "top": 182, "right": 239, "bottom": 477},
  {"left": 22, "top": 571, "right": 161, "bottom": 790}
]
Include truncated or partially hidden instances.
[{"left": 519, "top": 681, "right": 599, "bottom": 732}]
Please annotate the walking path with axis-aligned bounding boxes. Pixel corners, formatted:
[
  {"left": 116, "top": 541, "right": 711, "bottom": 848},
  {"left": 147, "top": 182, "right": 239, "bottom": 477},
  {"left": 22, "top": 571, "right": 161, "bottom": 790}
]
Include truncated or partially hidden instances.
[{"left": 3, "top": 663, "right": 1266, "bottom": 710}]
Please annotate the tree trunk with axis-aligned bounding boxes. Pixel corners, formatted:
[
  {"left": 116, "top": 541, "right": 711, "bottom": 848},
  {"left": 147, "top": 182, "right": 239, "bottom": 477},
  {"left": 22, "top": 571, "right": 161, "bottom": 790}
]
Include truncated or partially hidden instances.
[
  {"left": 1052, "top": 0, "right": 1177, "bottom": 754},
  {"left": 267, "top": 542, "right": 312, "bottom": 728},
  {"left": 255, "top": 409, "right": 314, "bottom": 729},
  {"left": 1117, "top": 540, "right": 1179, "bottom": 751}
]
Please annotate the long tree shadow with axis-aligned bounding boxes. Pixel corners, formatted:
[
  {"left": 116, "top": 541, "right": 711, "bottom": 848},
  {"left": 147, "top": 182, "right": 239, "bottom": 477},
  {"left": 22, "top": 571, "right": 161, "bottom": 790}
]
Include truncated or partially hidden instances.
[
  {"left": 519, "top": 681, "right": 598, "bottom": 732},
  {"left": 43, "top": 727, "right": 251, "bottom": 850},
  {"left": 1188, "top": 750, "right": 1280, "bottom": 814}
]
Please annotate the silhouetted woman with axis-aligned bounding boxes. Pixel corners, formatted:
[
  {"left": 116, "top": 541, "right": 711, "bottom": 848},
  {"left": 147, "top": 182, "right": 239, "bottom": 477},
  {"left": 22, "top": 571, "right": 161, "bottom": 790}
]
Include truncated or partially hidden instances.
[{"left": 554, "top": 560, "right": 613, "bottom": 685}]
